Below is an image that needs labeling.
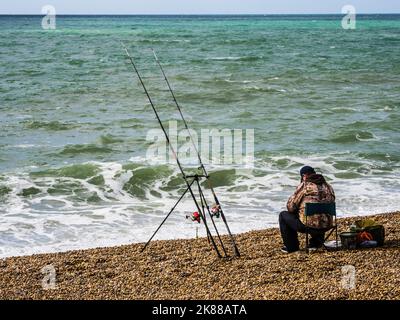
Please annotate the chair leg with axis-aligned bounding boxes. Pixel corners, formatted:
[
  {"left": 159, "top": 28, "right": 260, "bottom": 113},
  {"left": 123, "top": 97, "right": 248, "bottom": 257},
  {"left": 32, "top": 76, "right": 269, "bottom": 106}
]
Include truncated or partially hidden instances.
[
  {"left": 334, "top": 215, "right": 338, "bottom": 249},
  {"left": 305, "top": 216, "right": 309, "bottom": 253},
  {"left": 322, "top": 226, "right": 339, "bottom": 251},
  {"left": 335, "top": 226, "right": 339, "bottom": 249},
  {"left": 322, "top": 227, "right": 337, "bottom": 251},
  {"left": 305, "top": 231, "right": 309, "bottom": 253},
  {"left": 324, "top": 228, "right": 335, "bottom": 242}
]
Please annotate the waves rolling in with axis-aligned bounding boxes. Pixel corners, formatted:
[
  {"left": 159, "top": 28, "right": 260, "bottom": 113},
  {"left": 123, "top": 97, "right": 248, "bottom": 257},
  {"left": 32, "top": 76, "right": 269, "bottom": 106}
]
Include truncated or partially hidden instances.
[{"left": 0, "top": 14, "right": 399, "bottom": 257}]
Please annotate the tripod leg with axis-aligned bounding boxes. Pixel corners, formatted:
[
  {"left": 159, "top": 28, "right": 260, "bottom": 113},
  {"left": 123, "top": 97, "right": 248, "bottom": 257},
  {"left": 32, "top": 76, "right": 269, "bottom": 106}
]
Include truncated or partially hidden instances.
[
  {"left": 219, "top": 209, "right": 240, "bottom": 257},
  {"left": 141, "top": 180, "right": 194, "bottom": 253},
  {"left": 197, "top": 181, "right": 211, "bottom": 244},
  {"left": 186, "top": 180, "right": 221, "bottom": 258},
  {"left": 197, "top": 180, "right": 228, "bottom": 257},
  {"left": 203, "top": 179, "right": 240, "bottom": 257}
]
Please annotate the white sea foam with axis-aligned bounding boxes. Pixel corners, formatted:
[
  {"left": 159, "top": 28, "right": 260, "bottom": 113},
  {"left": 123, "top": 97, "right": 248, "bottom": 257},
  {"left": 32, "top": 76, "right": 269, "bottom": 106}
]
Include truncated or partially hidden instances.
[
  {"left": 355, "top": 132, "right": 380, "bottom": 142},
  {"left": 209, "top": 56, "right": 243, "bottom": 61},
  {"left": 13, "top": 144, "right": 37, "bottom": 149},
  {"left": 0, "top": 156, "right": 399, "bottom": 258},
  {"left": 223, "top": 79, "right": 263, "bottom": 84}
]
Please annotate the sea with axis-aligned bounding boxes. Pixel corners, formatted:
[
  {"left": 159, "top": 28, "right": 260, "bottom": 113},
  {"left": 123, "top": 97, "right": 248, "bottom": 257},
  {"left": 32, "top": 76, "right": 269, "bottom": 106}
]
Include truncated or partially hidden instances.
[{"left": 0, "top": 14, "right": 399, "bottom": 257}]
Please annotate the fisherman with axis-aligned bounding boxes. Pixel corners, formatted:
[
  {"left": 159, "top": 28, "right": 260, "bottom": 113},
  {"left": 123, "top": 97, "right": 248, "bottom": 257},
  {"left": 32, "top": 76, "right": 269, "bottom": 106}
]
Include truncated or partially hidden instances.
[{"left": 279, "top": 166, "right": 335, "bottom": 253}]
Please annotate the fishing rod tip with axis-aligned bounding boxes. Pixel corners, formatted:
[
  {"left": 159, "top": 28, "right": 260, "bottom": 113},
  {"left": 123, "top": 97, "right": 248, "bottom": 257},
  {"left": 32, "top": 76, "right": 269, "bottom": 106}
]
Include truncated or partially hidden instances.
[{"left": 151, "top": 48, "right": 159, "bottom": 60}]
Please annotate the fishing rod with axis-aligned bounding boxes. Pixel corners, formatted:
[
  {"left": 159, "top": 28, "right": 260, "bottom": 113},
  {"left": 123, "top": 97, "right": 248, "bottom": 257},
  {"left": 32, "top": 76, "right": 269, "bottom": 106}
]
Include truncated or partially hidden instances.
[
  {"left": 151, "top": 49, "right": 241, "bottom": 257},
  {"left": 121, "top": 43, "right": 225, "bottom": 258},
  {"left": 196, "top": 177, "right": 227, "bottom": 254}
]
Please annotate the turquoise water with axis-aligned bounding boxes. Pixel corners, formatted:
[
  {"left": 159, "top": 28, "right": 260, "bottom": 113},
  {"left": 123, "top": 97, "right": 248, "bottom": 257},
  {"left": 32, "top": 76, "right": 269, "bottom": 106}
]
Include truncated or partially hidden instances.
[{"left": 0, "top": 15, "right": 399, "bottom": 257}]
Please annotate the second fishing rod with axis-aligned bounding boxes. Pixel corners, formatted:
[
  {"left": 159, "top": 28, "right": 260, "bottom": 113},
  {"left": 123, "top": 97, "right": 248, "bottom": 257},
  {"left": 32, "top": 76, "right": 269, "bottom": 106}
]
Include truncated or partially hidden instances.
[
  {"left": 151, "top": 49, "right": 241, "bottom": 257},
  {"left": 122, "top": 43, "right": 228, "bottom": 258}
]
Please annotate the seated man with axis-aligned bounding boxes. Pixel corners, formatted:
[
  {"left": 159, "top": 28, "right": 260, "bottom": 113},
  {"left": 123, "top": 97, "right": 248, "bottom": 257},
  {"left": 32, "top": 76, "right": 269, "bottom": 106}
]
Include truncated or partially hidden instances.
[{"left": 279, "top": 166, "right": 335, "bottom": 253}]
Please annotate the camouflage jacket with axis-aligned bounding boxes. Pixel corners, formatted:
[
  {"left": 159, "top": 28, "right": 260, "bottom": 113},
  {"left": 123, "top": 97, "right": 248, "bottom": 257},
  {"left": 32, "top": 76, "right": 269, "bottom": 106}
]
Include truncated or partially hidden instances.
[{"left": 287, "top": 174, "right": 335, "bottom": 229}]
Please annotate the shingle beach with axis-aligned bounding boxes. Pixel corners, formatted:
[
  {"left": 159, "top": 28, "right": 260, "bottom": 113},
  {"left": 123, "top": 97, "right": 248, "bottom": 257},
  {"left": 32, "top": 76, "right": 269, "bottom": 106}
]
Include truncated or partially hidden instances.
[{"left": 1, "top": 212, "right": 399, "bottom": 300}]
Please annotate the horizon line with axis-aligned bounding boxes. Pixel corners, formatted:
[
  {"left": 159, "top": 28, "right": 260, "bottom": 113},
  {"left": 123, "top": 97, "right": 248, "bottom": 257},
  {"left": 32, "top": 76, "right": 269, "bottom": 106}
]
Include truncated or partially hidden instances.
[{"left": 1, "top": 12, "right": 400, "bottom": 16}]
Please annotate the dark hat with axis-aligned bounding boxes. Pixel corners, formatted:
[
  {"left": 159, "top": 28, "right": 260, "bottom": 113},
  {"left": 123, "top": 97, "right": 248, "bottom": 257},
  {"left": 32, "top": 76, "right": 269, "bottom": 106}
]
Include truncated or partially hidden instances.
[{"left": 300, "top": 166, "right": 316, "bottom": 177}]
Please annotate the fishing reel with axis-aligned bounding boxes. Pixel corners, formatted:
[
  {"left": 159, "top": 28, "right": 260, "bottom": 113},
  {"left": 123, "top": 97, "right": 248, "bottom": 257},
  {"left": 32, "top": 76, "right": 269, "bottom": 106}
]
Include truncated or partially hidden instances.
[
  {"left": 186, "top": 211, "right": 201, "bottom": 223},
  {"left": 210, "top": 204, "right": 221, "bottom": 218}
]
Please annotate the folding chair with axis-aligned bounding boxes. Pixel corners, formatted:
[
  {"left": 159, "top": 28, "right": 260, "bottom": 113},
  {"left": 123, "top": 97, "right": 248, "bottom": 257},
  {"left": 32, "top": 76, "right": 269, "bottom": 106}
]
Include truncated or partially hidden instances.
[{"left": 304, "top": 202, "right": 339, "bottom": 252}]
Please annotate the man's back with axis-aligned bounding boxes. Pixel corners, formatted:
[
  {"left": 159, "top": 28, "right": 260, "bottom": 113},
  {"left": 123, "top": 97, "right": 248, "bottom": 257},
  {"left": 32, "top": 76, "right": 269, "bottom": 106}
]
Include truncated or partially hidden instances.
[{"left": 287, "top": 173, "right": 335, "bottom": 229}]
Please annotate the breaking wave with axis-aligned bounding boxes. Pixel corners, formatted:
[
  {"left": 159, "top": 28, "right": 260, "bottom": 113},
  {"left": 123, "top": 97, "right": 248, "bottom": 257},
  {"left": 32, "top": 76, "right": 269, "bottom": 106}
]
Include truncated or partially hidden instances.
[{"left": 0, "top": 154, "right": 399, "bottom": 258}]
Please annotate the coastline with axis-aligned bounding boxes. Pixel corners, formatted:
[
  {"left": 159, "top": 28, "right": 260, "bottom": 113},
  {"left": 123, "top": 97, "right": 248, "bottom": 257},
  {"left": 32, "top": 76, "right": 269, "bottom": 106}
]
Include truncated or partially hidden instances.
[{"left": 1, "top": 211, "right": 399, "bottom": 300}]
